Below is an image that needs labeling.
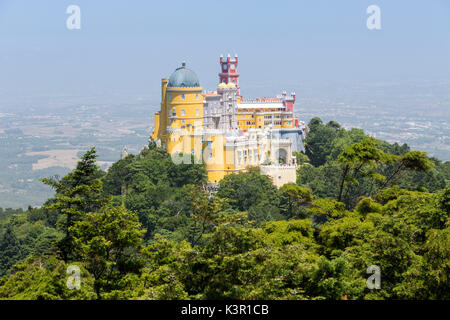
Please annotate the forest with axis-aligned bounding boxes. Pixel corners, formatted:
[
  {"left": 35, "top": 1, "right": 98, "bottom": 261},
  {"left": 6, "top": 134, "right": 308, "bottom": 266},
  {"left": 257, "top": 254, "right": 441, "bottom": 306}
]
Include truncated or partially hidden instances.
[{"left": 0, "top": 117, "right": 448, "bottom": 300}]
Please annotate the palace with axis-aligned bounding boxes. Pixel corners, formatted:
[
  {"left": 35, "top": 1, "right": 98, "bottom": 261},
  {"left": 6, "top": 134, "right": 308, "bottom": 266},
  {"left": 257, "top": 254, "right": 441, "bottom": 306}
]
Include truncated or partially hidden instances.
[{"left": 151, "top": 55, "right": 306, "bottom": 187}]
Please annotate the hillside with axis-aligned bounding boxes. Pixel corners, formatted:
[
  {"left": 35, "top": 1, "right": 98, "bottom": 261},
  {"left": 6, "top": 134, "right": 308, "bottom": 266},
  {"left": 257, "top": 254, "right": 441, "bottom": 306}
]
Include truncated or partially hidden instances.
[{"left": 0, "top": 118, "right": 448, "bottom": 300}]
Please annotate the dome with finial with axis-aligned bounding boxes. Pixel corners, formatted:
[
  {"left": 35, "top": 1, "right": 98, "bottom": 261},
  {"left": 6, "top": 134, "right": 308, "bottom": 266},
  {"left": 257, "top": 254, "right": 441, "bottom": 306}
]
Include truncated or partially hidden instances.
[
  {"left": 218, "top": 82, "right": 227, "bottom": 89},
  {"left": 168, "top": 61, "right": 200, "bottom": 88}
]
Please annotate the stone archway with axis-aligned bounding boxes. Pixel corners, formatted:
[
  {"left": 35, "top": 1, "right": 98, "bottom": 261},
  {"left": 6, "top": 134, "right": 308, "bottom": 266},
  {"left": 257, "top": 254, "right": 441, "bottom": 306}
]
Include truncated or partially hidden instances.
[{"left": 275, "top": 148, "right": 288, "bottom": 165}]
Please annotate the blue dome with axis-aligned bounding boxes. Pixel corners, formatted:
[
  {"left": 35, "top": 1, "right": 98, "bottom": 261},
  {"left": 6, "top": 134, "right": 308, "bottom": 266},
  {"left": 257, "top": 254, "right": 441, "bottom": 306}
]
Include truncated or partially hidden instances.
[{"left": 168, "top": 62, "right": 200, "bottom": 88}]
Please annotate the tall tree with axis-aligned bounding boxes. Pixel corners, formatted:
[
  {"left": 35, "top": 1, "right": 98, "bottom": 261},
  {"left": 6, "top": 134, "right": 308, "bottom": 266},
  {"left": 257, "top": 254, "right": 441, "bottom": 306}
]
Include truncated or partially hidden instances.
[
  {"left": 70, "top": 206, "right": 145, "bottom": 299},
  {"left": 304, "top": 119, "right": 340, "bottom": 167},
  {"left": 0, "top": 224, "right": 23, "bottom": 276},
  {"left": 216, "top": 168, "right": 281, "bottom": 213},
  {"left": 41, "top": 147, "right": 110, "bottom": 262},
  {"left": 337, "top": 138, "right": 386, "bottom": 206},
  {"left": 378, "top": 150, "right": 434, "bottom": 190},
  {"left": 280, "top": 184, "right": 314, "bottom": 219}
]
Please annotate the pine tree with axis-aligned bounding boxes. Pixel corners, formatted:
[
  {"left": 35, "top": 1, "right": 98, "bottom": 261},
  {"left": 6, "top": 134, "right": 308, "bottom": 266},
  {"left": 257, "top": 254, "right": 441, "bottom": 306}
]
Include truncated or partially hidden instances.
[
  {"left": 41, "top": 147, "right": 110, "bottom": 262},
  {"left": 70, "top": 206, "right": 145, "bottom": 299},
  {"left": 0, "top": 224, "right": 23, "bottom": 276}
]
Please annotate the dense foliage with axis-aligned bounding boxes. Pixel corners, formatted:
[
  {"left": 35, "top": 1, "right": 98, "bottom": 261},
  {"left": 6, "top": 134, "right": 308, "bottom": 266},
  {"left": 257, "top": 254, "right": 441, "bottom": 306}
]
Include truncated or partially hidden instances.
[{"left": 0, "top": 121, "right": 448, "bottom": 300}]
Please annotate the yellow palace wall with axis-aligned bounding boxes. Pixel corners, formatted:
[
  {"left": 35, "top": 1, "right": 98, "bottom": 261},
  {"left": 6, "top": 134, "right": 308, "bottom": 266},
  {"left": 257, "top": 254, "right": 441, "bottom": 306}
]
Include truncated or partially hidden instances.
[{"left": 236, "top": 111, "right": 294, "bottom": 130}]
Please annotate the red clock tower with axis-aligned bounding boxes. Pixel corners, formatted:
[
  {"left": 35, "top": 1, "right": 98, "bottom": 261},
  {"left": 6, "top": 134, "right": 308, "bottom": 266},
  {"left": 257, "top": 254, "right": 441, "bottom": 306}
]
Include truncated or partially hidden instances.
[{"left": 219, "top": 54, "right": 240, "bottom": 96}]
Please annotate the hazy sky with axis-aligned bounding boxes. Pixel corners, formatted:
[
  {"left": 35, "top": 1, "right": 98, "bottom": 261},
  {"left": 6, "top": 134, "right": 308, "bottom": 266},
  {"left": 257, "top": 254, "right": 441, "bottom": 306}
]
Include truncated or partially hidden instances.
[{"left": 1, "top": 0, "right": 449, "bottom": 100}]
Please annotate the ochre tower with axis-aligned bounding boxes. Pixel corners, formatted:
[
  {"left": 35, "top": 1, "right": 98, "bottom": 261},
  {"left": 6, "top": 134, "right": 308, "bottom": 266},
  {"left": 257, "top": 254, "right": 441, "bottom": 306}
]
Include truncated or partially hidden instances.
[{"left": 153, "top": 61, "right": 203, "bottom": 154}]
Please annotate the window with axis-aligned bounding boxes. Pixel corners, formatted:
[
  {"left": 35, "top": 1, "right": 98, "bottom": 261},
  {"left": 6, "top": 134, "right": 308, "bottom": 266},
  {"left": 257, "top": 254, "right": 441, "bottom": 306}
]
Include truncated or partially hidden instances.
[
  {"left": 181, "top": 109, "right": 185, "bottom": 116},
  {"left": 181, "top": 94, "right": 185, "bottom": 100},
  {"left": 196, "top": 109, "right": 199, "bottom": 116},
  {"left": 168, "top": 93, "right": 172, "bottom": 101},
  {"left": 196, "top": 94, "right": 199, "bottom": 100},
  {"left": 182, "top": 120, "right": 185, "bottom": 124}
]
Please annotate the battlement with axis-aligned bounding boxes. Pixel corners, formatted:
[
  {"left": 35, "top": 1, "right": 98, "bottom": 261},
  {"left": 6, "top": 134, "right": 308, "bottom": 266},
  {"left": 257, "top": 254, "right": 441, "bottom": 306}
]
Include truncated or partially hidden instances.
[{"left": 220, "top": 53, "right": 238, "bottom": 64}]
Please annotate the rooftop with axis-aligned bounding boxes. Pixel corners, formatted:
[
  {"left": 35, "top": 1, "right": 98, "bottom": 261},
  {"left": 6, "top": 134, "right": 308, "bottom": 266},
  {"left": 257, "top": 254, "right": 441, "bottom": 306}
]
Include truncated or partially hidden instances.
[{"left": 168, "top": 61, "right": 200, "bottom": 88}]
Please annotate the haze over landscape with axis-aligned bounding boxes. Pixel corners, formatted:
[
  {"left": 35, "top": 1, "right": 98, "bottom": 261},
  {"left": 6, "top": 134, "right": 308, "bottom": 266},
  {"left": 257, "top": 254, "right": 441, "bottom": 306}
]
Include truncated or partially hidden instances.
[{"left": 0, "top": 0, "right": 449, "bottom": 208}]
